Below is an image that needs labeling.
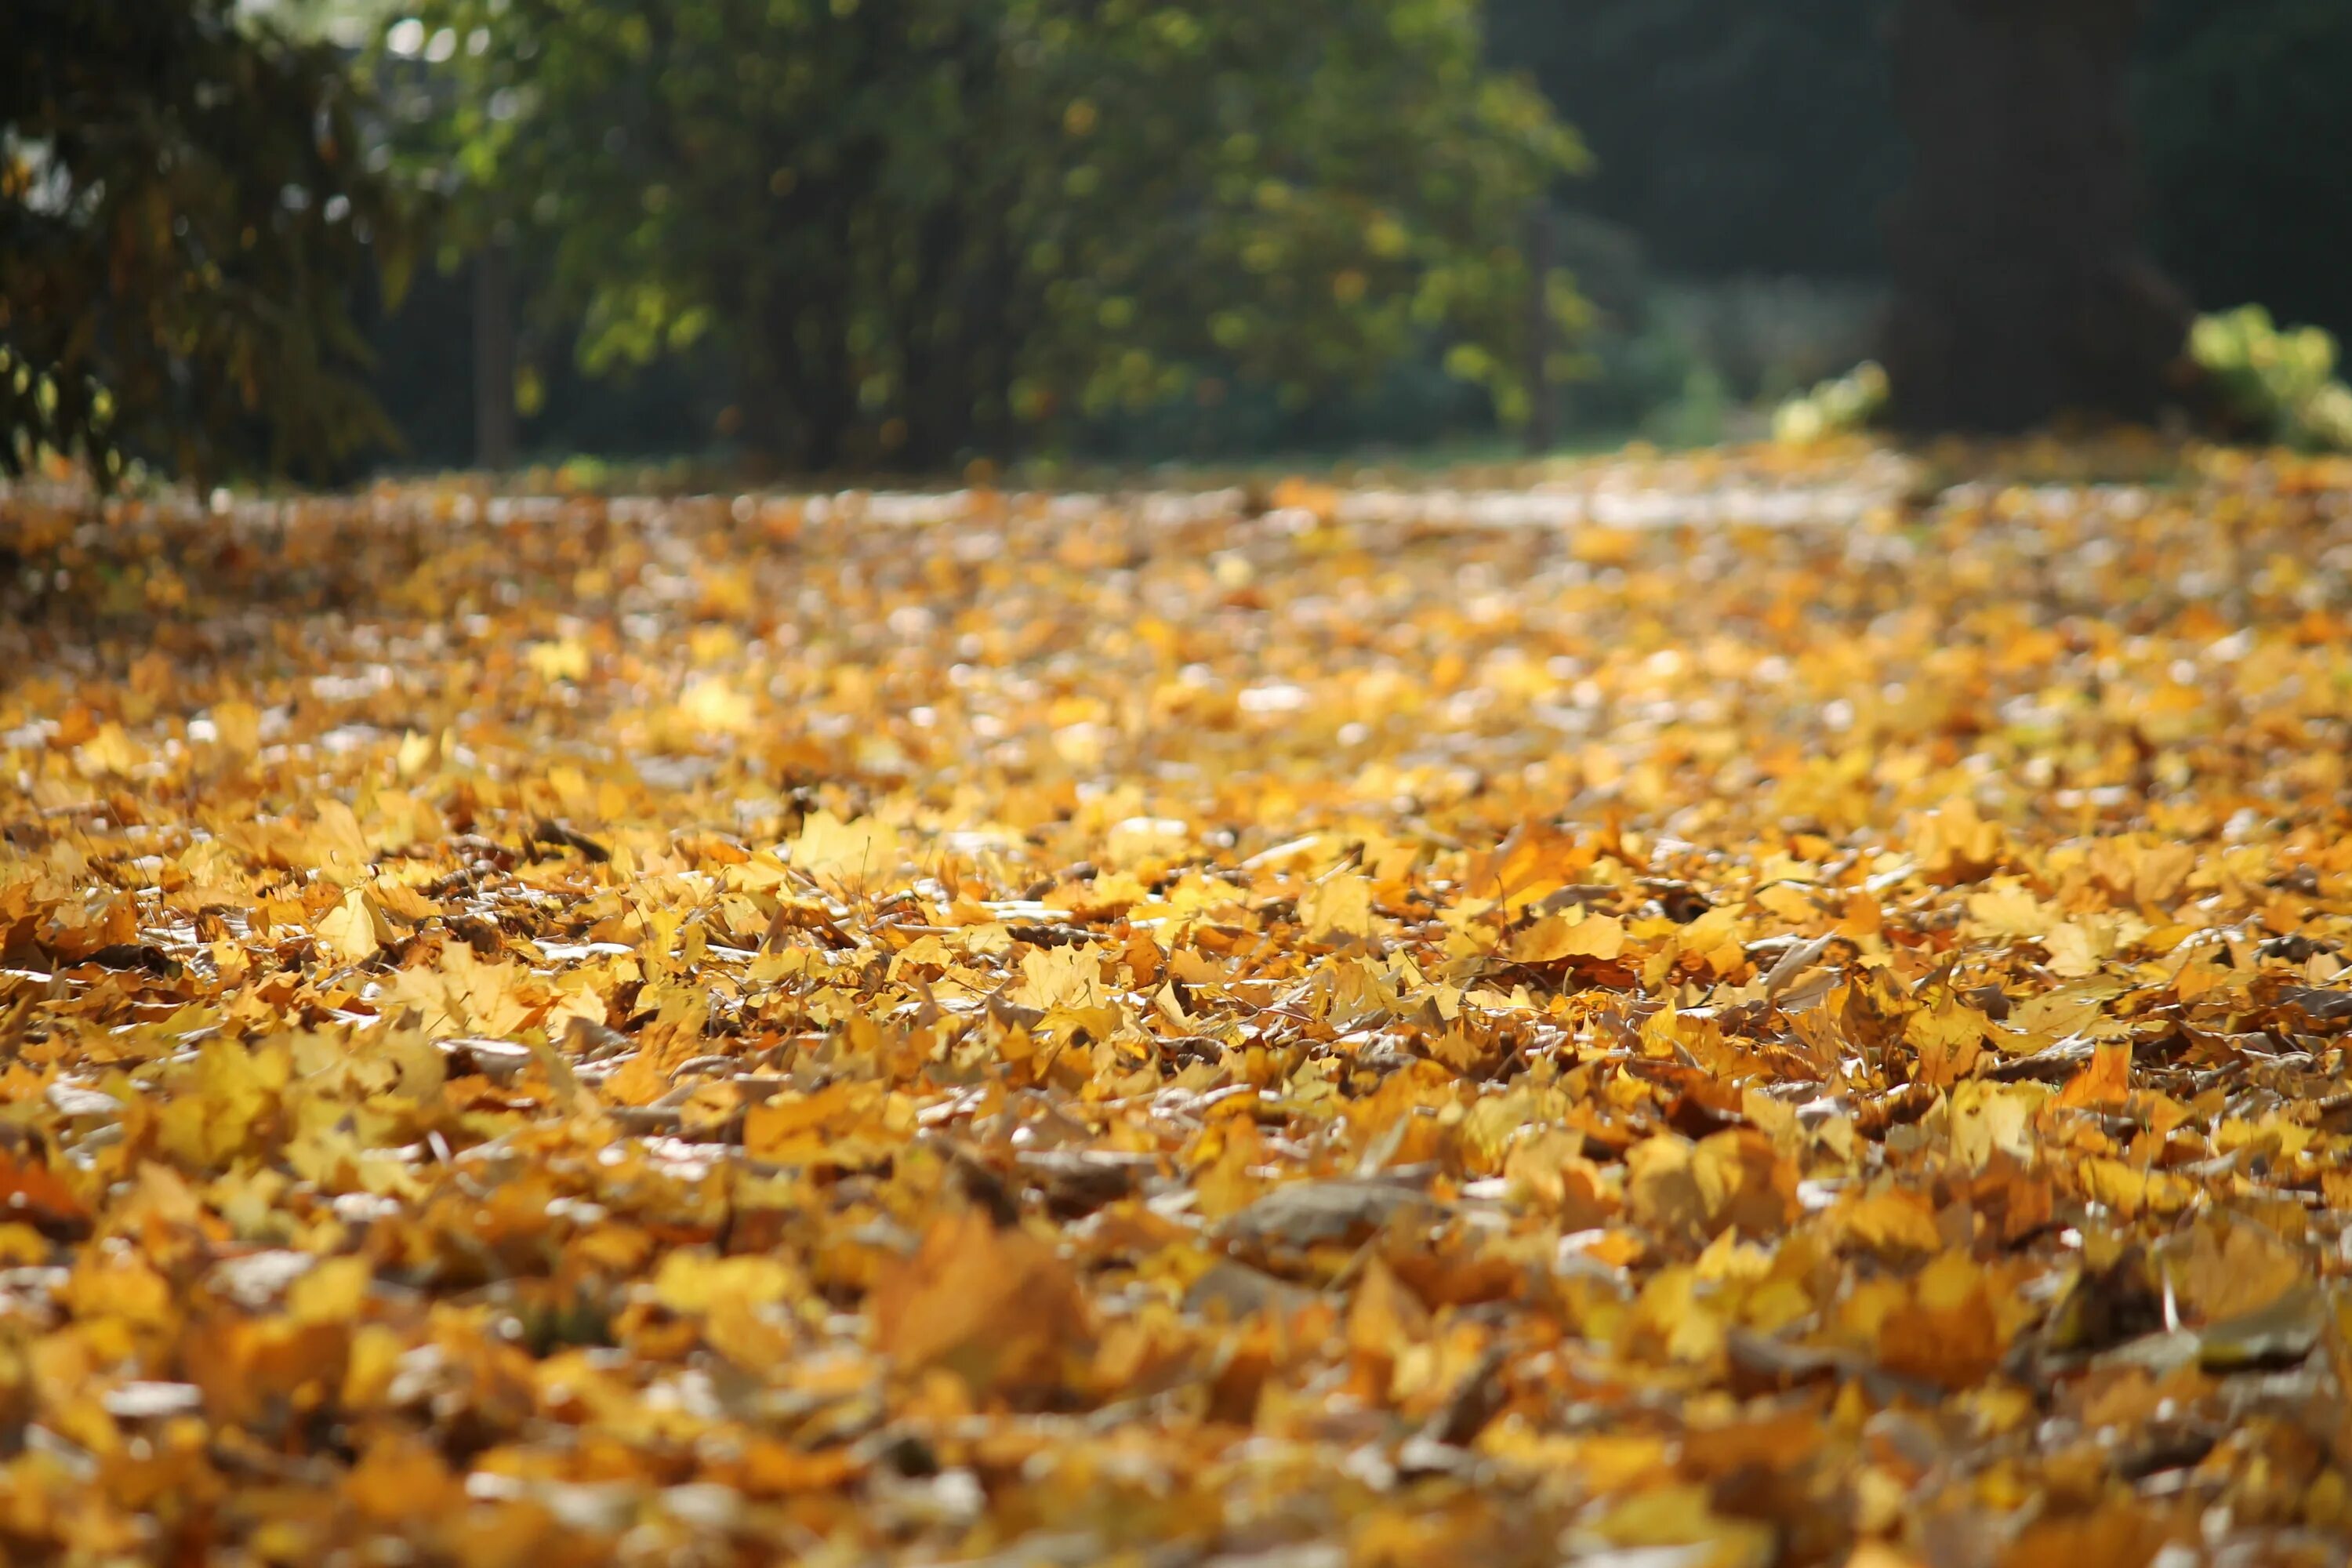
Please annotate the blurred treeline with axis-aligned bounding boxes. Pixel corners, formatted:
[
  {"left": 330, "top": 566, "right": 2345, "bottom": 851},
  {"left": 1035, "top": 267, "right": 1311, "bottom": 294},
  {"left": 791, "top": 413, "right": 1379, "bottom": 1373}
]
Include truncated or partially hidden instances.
[
  {"left": 361, "top": 0, "right": 1579, "bottom": 476},
  {"left": 352, "top": 0, "right": 2350, "bottom": 470},
  {"left": 1490, "top": 0, "right": 2352, "bottom": 447},
  {"left": 9, "top": 0, "right": 2347, "bottom": 479}
]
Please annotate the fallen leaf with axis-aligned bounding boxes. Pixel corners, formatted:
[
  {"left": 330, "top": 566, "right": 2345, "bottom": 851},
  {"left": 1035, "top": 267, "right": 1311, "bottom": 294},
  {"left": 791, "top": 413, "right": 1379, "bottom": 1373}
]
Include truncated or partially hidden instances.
[{"left": 870, "top": 1209, "right": 1091, "bottom": 1395}]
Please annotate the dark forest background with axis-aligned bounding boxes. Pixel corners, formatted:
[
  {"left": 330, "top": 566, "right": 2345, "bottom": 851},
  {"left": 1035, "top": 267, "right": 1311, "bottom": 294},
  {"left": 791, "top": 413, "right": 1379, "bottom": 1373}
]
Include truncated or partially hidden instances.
[
  {"left": 361, "top": 0, "right": 2347, "bottom": 470},
  {"left": 9, "top": 0, "right": 2346, "bottom": 479}
]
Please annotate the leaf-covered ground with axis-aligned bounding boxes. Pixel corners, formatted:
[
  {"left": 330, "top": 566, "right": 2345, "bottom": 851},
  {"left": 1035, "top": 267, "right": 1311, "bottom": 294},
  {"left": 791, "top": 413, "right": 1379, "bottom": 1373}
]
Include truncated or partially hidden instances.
[{"left": 4, "top": 445, "right": 2352, "bottom": 1566}]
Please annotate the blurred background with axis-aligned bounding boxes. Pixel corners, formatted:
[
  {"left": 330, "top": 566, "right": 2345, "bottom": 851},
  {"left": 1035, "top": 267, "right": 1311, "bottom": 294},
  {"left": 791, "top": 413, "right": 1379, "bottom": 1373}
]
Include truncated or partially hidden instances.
[{"left": 7, "top": 0, "right": 2349, "bottom": 483}]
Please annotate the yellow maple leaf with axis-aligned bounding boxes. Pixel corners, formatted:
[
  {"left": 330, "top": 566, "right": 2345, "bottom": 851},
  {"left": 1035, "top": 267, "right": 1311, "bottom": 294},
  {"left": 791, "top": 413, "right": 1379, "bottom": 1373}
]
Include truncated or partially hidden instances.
[
  {"left": 287, "top": 1256, "right": 372, "bottom": 1324},
  {"left": 377, "top": 942, "right": 535, "bottom": 1038},
  {"left": 1948, "top": 1081, "right": 2044, "bottom": 1171},
  {"left": 1906, "top": 999, "right": 1987, "bottom": 1088},
  {"left": 790, "top": 810, "right": 901, "bottom": 891},
  {"left": 2042, "top": 919, "right": 2111, "bottom": 978},
  {"left": 208, "top": 698, "right": 262, "bottom": 755},
  {"left": 1963, "top": 883, "right": 2046, "bottom": 939},
  {"left": 524, "top": 637, "right": 590, "bottom": 682},
  {"left": 1300, "top": 873, "right": 1374, "bottom": 940},
  {"left": 1512, "top": 911, "right": 1626, "bottom": 964},
  {"left": 1009, "top": 943, "right": 1108, "bottom": 1011},
  {"left": 72, "top": 723, "right": 143, "bottom": 779},
  {"left": 652, "top": 1250, "right": 801, "bottom": 1315},
  {"left": 314, "top": 887, "right": 388, "bottom": 965}
]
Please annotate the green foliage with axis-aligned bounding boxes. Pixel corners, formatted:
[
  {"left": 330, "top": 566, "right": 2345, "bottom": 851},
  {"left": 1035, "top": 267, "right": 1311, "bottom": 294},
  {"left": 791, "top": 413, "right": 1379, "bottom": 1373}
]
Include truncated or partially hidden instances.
[
  {"left": 2189, "top": 306, "right": 2352, "bottom": 453},
  {"left": 1, "top": 0, "right": 410, "bottom": 485},
  {"left": 1771, "top": 361, "right": 1889, "bottom": 446},
  {"left": 1763, "top": 311, "right": 2352, "bottom": 453},
  {"left": 389, "top": 0, "right": 1584, "bottom": 470}
]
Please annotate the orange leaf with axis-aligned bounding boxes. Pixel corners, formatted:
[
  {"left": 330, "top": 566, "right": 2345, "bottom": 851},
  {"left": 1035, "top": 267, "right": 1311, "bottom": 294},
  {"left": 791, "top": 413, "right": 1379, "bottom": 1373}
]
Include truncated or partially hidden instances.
[
  {"left": 870, "top": 1210, "right": 1092, "bottom": 1396},
  {"left": 2056, "top": 1040, "right": 2132, "bottom": 1109},
  {"left": 0, "top": 1150, "right": 89, "bottom": 1240}
]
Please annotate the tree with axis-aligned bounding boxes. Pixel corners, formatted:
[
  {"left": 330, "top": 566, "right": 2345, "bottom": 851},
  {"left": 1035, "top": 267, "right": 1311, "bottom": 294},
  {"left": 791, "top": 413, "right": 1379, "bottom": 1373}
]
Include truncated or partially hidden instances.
[
  {"left": 1, "top": 0, "right": 409, "bottom": 485},
  {"left": 1882, "top": 0, "right": 2192, "bottom": 431},
  {"left": 393, "top": 0, "right": 1582, "bottom": 472}
]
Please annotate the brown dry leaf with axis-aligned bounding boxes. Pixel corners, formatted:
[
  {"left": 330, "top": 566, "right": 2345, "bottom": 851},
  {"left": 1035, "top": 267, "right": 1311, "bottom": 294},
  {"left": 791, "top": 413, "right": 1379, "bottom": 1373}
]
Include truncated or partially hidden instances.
[
  {"left": 1345, "top": 1254, "right": 1430, "bottom": 1366},
  {"left": 0, "top": 1149, "right": 90, "bottom": 1240},
  {"left": 1626, "top": 1134, "right": 1708, "bottom": 1243},
  {"left": 742, "top": 1080, "right": 897, "bottom": 1165},
  {"left": 1877, "top": 1250, "right": 2006, "bottom": 1390},
  {"left": 2170, "top": 1214, "right": 2305, "bottom": 1324},
  {"left": 9, "top": 449, "right": 2352, "bottom": 1563},
  {"left": 344, "top": 1434, "right": 463, "bottom": 1526},
  {"left": 871, "top": 1209, "right": 1092, "bottom": 1396},
  {"left": 1998, "top": 1506, "right": 2173, "bottom": 1568},
  {"left": 1835, "top": 1187, "right": 1944, "bottom": 1259},
  {"left": 1690, "top": 1128, "right": 1799, "bottom": 1240},
  {"left": 1915, "top": 798, "right": 2005, "bottom": 884}
]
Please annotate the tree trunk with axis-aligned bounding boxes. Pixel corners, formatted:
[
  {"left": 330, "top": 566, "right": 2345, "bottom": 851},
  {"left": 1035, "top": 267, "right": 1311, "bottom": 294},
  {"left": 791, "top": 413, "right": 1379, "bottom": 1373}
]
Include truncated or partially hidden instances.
[
  {"left": 1882, "top": 0, "right": 2193, "bottom": 432},
  {"left": 472, "top": 243, "right": 519, "bottom": 471}
]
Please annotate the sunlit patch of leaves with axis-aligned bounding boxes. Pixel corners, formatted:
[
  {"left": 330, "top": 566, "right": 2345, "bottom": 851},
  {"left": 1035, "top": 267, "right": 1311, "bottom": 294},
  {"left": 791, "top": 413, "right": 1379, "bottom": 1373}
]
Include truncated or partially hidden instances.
[{"left": 2, "top": 444, "right": 2352, "bottom": 1562}]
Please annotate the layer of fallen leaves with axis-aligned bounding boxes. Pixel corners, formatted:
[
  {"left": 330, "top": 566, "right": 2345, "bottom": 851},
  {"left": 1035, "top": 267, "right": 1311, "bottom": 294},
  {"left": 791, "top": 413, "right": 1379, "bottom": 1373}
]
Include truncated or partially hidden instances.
[{"left": 1, "top": 443, "right": 2351, "bottom": 1566}]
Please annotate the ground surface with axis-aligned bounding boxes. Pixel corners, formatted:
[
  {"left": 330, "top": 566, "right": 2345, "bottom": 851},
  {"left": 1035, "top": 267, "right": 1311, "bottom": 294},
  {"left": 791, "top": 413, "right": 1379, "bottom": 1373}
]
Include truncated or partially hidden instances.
[{"left": 3, "top": 443, "right": 2352, "bottom": 1565}]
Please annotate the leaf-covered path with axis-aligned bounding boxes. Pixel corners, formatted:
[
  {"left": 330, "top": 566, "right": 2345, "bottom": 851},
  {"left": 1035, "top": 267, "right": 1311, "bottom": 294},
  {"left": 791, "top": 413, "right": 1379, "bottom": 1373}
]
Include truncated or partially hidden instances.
[{"left": 4, "top": 446, "right": 2352, "bottom": 1565}]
